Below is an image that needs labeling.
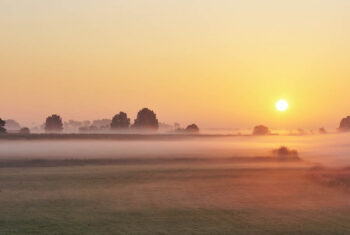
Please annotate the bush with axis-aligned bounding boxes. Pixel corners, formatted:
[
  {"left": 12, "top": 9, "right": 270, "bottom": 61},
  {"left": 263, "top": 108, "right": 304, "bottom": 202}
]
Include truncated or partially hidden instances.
[
  {"left": 185, "top": 124, "right": 199, "bottom": 133},
  {"left": 19, "top": 127, "right": 30, "bottom": 134},
  {"left": 253, "top": 125, "right": 270, "bottom": 135},
  {"left": 272, "top": 146, "right": 298, "bottom": 157}
]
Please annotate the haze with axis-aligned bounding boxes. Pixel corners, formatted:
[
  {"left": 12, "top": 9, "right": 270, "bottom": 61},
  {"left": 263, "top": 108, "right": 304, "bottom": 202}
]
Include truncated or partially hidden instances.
[
  {"left": 1, "top": 0, "right": 350, "bottom": 129},
  {"left": 0, "top": 133, "right": 349, "bottom": 167}
]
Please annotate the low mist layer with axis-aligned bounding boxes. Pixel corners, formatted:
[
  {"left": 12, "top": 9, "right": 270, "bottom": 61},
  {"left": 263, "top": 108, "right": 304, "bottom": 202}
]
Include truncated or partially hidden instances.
[{"left": 0, "top": 133, "right": 350, "bottom": 167}]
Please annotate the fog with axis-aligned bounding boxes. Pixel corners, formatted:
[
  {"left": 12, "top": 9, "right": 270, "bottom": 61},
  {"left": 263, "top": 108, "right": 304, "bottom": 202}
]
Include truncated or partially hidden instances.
[
  {"left": 0, "top": 133, "right": 349, "bottom": 167},
  {"left": 1, "top": 133, "right": 350, "bottom": 234}
]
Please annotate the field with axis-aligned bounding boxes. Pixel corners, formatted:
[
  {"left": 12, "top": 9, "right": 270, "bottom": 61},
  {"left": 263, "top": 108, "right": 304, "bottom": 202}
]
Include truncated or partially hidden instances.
[{"left": 1, "top": 135, "right": 350, "bottom": 234}]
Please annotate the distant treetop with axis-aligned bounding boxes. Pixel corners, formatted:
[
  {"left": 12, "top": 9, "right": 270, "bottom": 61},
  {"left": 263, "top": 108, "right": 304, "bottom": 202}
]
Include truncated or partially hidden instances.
[
  {"left": 132, "top": 108, "right": 159, "bottom": 130},
  {"left": 4, "top": 119, "right": 21, "bottom": 130},
  {"left": 339, "top": 116, "right": 350, "bottom": 132},
  {"left": 19, "top": 127, "right": 30, "bottom": 134},
  {"left": 253, "top": 125, "right": 270, "bottom": 136},
  {"left": 92, "top": 119, "right": 111, "bottom": 129},
  {"left": 111, "top": 112, "right": 130, "bottom": 129},
  {"left": 185, "top": 124, "right": 200, "bottom": 133},
  {"left": 45, "top": 114, "right": 63, "bottom": 133},
  {"left": 0, "top": 118, "right": 6, "bottom": 134}
]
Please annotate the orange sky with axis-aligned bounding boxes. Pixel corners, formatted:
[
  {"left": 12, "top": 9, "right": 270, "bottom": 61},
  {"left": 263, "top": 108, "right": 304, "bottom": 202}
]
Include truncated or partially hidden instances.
[{"left": 1, "top": 0, "right": 350, "bottom": 129}]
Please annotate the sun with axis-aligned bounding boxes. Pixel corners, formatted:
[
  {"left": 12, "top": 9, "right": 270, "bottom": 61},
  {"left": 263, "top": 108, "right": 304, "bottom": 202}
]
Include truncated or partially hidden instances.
[{"left": 276, "top": 99, "right": 288, "bottom": 112}]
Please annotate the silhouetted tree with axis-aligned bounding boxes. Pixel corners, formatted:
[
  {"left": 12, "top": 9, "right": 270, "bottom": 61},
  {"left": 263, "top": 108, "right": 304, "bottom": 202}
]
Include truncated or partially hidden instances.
[
  {"left": 19, "top": 127, "right": 30, "bottom": 134},
  {"left": 5, "top": 119, "right": 21, "bottom": 130},
  {"left": 319, "top": 128, "right": 327, "bottom": 134},
  {"left": 253, "top": 125, "right": 270, "bottom": 135},
  {"left": 0, "top": 118, "right": 6, "bottom": 134},
  {"left": 45, "top": 114, "right": 63, "bottom": 132},
  {"left": 185, "top": 124, "right": 200, "bottom": 133},
  {"left": 132, "top": 108, "right": 159, "bottom": 130},
  {"left": 111, "top": 112, "right": 130, "bottom": 129},
  {"left": 339, "top": 116, "right": 350, "bottom": 132},
  {"left": 92, "top": 119, "right": 111, "bottom": 128}
]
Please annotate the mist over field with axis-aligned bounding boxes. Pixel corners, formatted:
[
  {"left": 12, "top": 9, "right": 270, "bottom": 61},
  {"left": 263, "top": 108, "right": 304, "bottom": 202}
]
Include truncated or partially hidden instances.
[
  {"left": 1, "top": 134, "right": 350, "bottom": 234},
  {"left": 0, "top": 133, "right": 349, "bottom": 167},
  {"left": 2, "top": 0, "right": 350, "bottom": 233}
]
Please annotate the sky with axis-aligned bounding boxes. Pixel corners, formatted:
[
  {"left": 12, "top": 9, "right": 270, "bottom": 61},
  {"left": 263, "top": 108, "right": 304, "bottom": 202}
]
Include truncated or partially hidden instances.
[{"left": 1, "top": 0, "right": 350, "bottom": 129}]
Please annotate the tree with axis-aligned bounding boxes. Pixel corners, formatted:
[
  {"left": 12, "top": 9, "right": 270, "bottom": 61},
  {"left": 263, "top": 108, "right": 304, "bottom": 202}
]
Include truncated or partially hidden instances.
[
  {"left": 185, "top": 124, "right": 200, "bottom": 133},
  {"left": 339, "top": 116, "right": 350, "bottom": 132},
  {"left": 92, "top": 119, "right": 111, "bottom": 129},
  {"left": 19, "top": 127, "right": 30, "bottom": 134},
  {"left": 5, "top": 119, "right": 21, "bottom": 130},
  {"left": 253, "top": 125, "right": 270, "bottom": 135},
  {"left": 0, "top": 118, "right": 6, "bottom": 134},
  {"left": 45, "top": 114, "right": 63, "bottom": 132},
  {"left": 111, "top": 112, "right": 130, "bottom": 129},
  {"left": 132, "top": 108, "right": 159, "bottom": 130}
]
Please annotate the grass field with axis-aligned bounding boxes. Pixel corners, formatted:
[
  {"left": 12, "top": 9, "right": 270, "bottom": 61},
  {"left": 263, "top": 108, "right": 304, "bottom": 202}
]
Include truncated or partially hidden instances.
[
  {"left": 1, "top": 135, "right": 350, "bottom": 234},
  {"left": 1, "top": 158, "right": 350, "bottom": 234}
]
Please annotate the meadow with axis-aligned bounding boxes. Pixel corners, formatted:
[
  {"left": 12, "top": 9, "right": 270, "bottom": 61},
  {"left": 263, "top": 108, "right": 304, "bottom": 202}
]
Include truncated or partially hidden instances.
[{"left": 0, "top": 134, "right": 350, "bottom": 234}]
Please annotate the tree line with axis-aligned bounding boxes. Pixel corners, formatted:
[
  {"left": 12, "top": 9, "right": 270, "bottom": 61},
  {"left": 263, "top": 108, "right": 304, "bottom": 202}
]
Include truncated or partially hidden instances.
[
  {"left": 0, "top": 107, "right": 199, "bottom": 134},
  {"left": 3, "top": 112, "right": 350, "bottom": 135},
  {"left": 252, "top": 115, "right": 350, "bottom": 135}
]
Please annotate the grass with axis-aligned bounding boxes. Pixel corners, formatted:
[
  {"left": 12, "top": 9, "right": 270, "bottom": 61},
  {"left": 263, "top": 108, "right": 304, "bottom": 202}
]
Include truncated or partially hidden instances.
[{"left": 1, "top": 163, "right": 350, "bottom": 234}]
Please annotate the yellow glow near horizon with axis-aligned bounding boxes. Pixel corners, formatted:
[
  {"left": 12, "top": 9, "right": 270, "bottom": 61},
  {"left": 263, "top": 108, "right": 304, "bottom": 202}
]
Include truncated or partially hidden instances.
[
  {"left": 276, "top": 100, "right": 288, "bottom": 112},
  {"left": 0, "top": 1, "right": 350, "bottom": 128}
]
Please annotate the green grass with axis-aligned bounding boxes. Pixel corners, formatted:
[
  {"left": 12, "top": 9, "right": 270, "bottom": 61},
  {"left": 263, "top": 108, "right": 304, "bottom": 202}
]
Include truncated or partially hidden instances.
[{"left": 1, "top": 164, "right": 350, "bottom": 234}]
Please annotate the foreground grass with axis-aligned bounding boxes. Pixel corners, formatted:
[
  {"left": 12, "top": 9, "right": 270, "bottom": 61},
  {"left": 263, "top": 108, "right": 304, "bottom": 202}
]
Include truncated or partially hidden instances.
[{"left": 0, "top": 164, "right": 350, "bottom": 234}]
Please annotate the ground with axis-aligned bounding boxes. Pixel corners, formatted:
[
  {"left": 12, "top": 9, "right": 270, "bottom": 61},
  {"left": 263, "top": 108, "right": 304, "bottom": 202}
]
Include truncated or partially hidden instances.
[{"left": 1, "top": 160, "right": 350, "bottom": 234}]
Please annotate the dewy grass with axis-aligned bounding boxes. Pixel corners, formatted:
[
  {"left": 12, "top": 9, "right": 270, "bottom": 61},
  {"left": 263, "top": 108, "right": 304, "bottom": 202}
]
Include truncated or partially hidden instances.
[{"left": 1, "top": 160, "right": 350, "bottom": 234}]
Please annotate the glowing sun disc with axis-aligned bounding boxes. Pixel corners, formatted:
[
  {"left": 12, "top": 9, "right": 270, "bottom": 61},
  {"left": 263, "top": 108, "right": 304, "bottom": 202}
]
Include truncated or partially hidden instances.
[{"left": 276, "top": 100, "right": 288, "bottom": 112}]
